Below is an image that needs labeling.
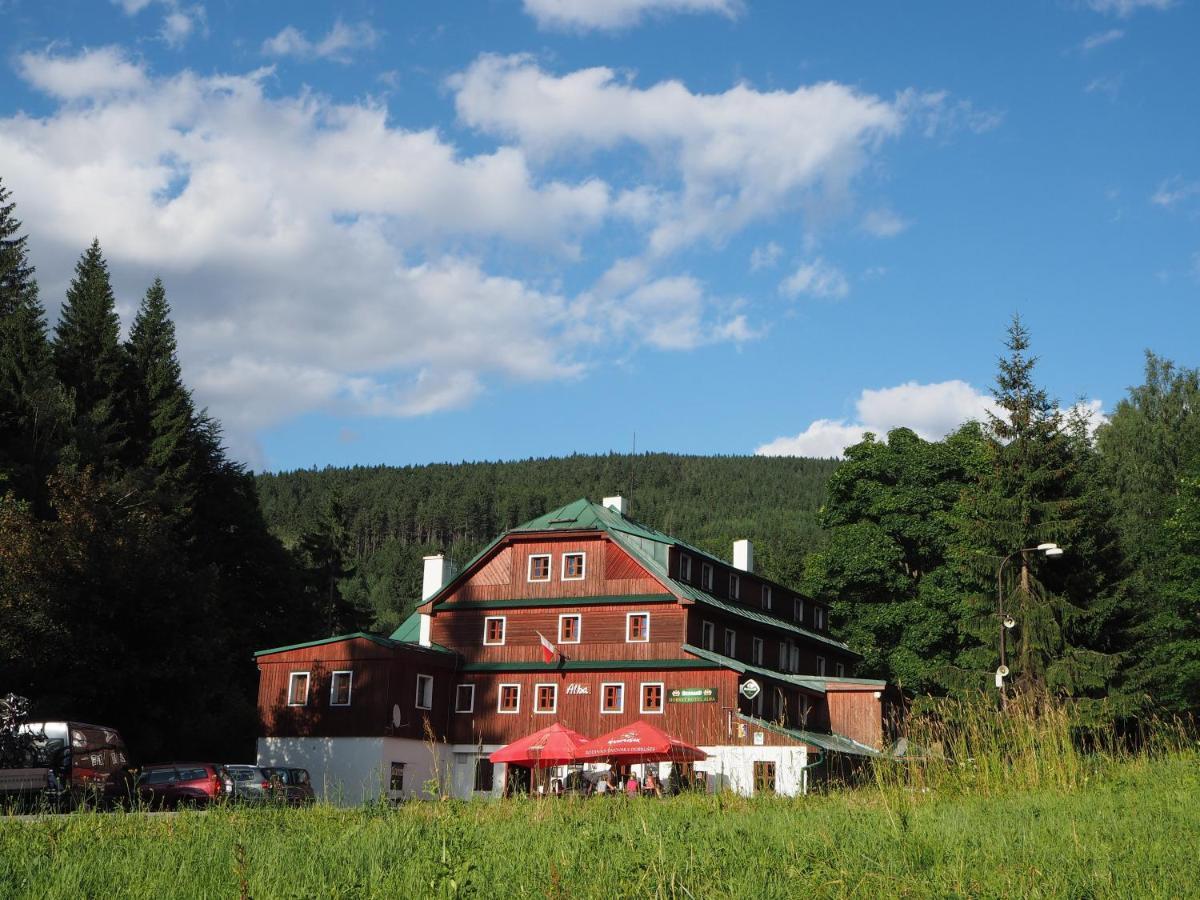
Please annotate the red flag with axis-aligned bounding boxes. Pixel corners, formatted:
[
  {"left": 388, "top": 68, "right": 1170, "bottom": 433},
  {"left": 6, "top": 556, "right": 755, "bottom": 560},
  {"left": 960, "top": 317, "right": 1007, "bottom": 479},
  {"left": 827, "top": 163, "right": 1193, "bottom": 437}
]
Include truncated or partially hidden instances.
[{"left": 537, "top": 631, "right": 557, "bottom": 664}]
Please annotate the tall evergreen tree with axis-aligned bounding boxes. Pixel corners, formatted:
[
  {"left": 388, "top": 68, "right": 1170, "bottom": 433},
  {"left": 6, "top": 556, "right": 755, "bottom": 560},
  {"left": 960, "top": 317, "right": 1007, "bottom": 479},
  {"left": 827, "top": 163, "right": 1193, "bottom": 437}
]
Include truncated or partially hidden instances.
[
  {"left": 52, "top": 240, "right": 128, "bottom": 473},
  {"left": 950, "top": 317, "right": 1118, "bottom": 699},
  {"left": 125, "top": 278, "right": 196, "bottom": 499},
  {"left": 0, "top": 179, "right": 65, "bottom": 502}
]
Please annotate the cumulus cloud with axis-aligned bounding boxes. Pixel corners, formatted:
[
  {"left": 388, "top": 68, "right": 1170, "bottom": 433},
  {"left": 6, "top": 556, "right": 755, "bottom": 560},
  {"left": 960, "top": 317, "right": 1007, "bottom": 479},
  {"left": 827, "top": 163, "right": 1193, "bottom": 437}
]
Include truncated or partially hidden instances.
[
  {"left": 262, "top": 20, "right": 380, "bottom": 63},
  {"left": 749, "top": 241, "right": 783, "bottom": 271},
  {"left": 779, "top": 258, "right": 849, "bottom": 299},
  {"left": 523, "top": 0, "right": 740, "bottom": 31},
  {"left": 16, "top": 46, "right": 148, "bottom": 99},
  {"left": 453, "top": 54, "right": 905, "bottom": 255},
  {"left": 756, "top": 380, "right": 999, "bottom": 458}
]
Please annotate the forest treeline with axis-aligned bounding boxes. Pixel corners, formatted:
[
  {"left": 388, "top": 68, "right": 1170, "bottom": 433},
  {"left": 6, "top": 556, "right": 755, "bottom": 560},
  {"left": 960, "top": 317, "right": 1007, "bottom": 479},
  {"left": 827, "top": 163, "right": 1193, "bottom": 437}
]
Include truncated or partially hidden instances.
[
  {"left": 0, "top": 179, "right": 326, "bottom": 759},
  {"left": 256, "top": 452, "right": 840, "bottom": 631}
]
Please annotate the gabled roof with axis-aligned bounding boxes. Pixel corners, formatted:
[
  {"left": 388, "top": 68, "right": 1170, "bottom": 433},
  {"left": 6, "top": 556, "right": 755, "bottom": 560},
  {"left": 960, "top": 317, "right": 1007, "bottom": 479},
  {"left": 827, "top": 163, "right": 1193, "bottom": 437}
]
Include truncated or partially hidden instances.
[
  {"left": 256, "top": 628, "right": 455, "bottom": 659},
  {"left": 419, "top": 497, "right": 855, "bottom": 656}
]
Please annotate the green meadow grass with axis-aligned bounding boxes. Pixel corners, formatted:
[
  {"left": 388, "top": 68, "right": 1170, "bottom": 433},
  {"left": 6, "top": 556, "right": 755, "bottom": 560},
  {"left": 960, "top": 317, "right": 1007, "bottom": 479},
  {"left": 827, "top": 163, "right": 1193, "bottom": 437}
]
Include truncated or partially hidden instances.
[{"left": 2, "top": 700, "right": 1197, "bottom": 899}]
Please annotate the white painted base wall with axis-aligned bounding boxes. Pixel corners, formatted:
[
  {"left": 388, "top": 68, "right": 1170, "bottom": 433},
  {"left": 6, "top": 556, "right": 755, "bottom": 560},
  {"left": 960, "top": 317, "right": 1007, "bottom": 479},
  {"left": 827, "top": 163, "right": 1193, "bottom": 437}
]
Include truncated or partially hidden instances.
[
  {"left": 256, "top": 737, "right": 444, "bottom": 805},
  {"left": 257, "top": 739, "right": 809, "bottom": 803}
]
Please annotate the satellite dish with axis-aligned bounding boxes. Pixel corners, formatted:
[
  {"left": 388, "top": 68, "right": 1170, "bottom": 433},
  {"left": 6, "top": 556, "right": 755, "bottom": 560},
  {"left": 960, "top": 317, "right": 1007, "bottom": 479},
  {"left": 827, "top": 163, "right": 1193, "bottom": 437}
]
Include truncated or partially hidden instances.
[
  {"left": 996, "top": 665, "right": 1010, "bottom": 678},
  {"left": 1003, "top": 615, "right": 1016, "bottom": 629},
  {"left": 392, "top": 704, "right": 402, "bottom": 729}
]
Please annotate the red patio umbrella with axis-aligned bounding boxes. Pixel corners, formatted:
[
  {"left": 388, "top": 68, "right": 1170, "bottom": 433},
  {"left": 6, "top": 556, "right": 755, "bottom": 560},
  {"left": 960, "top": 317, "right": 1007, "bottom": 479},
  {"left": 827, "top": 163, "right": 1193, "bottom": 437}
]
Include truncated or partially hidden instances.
[
  {"left": 488, "top": 722, "right": 591, "bottom": 768},
  {"left": 577, "top": 720, "right": 708, "bottom": 763}
]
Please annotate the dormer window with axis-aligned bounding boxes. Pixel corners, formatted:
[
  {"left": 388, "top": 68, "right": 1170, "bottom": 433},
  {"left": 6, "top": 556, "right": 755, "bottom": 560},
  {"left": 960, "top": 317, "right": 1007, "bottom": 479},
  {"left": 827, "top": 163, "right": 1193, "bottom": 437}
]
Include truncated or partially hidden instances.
[
  {"left": 835, "top": 661, "right": 845, "bottom": 677},
  {"left": 793, "top": 598, "right": 805, "bottom": 624},
  {"left": 752, "top": 637, "right": 764, "bottom": 665},
  {"left": 702, "top": 620, "right": 715, "bottom": 650},
  {"left": 562, "top": 552, "right": 586, "bottom": 580},
  {"left": 762, "top": 585, "right": 772, "bottom": 611},
  {"left": 528, "top": 554, "right": 551, "bottom": 582},
  {"left": 701, "top": 563, "right": 714, "bottom": 591},
  {"left": 729, "top": 573, "right": 740, "bottom": 601},
  {"left": 723, "top": 628, "right": 736, "bottom": 658},
  {"left": 679, "top": 554, "right": 693, "bottom": 582},
  {"left": 815, "top": 606, "right": 827, "bottom": 631}
]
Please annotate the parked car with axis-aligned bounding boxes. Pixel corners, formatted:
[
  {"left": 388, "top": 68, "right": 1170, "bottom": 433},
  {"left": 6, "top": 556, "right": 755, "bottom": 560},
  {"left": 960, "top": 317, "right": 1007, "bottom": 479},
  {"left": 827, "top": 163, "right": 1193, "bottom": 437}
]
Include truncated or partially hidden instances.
[
  {"left": 0, "top": 721, "right": 132, "bottom": 811},
  {"left": 261, "top": 766, "right": 315, "bottom": 805},
  {"left": 136, "top": 763, "right": 228, "bottom": 809},
  {"left": 224, "top": 764, "right": 273, "bottom": 803}
]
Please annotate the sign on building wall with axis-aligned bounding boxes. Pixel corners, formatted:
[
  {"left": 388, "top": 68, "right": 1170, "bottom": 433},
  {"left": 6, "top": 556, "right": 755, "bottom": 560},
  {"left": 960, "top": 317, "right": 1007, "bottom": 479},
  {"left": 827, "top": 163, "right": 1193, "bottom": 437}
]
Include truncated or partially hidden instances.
[
  {"left": 668, "top": 687, "right": 718, "bottom": 703},
  {"left": 739, "top": 679, "right": 762, "bottom": 700}
]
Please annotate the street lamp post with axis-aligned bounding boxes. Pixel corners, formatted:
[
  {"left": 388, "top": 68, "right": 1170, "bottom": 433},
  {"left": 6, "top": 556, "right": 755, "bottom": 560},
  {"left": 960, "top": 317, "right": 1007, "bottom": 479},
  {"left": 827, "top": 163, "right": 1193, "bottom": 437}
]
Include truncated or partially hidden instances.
[{"left": 996, "top": 543, "right": 1064, "bottom": 707}]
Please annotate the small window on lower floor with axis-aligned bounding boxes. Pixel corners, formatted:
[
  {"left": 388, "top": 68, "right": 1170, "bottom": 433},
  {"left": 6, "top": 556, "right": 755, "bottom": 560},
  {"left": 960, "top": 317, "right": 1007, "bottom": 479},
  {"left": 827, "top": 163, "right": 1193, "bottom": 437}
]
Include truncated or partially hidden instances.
[
  {"left": 535, "top": 683, "right": 557, "bottom": 714},
  {"left": 640, "top": 682, "right": 664, "bottom": 714},
  {"left": 390, "top": 762, "right": 405, "bottom": 792},
  {"left": 753, "top": 760, "right": 776, "bottom": 795},
  {"left": 499, "top": 683, "right": 520, "bottom": 713},
  {"left": 415, "top": 674, "right": 433, "bottom": 710},
  {"left": 474, "top": 758, "right": 494, "bottom": 792},
  {"left": 287, "top": 671, "right": 309, "bottom": 706},
  {"left": 455, "top": 683, "right": 475, "bottom": 713},
  {"left": 330, "top": 670, "right": 353, "bottom": 706},
  {"left": 601, "top": 682, "right": 624, "bottom": 713}
]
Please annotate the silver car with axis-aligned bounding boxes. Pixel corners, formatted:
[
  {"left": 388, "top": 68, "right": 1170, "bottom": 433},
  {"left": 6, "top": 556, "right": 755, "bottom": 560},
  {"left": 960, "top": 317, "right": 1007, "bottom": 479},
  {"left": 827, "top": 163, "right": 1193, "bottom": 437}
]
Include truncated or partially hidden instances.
[{"left": 224, "top": 765, "right": 272, "bottom": 803}]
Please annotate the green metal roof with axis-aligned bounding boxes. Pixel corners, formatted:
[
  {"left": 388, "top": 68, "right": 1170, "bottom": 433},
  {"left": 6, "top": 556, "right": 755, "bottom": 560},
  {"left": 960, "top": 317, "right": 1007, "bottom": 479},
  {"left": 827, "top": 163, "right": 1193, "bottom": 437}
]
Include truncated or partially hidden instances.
[
  {"left": 422, "top": 497, "right": 860, "bottom": 659},
  {"left": 391, "top": 612, "right": 422, "bottom": 642},
  {"left": 460, "top": 657, "right": 719, "bottom": 673},
  {"left": 682, "top": 644, "right": 827, "bottom": 694},
  {"left": 254, "top": 632, "right": 399, "bottom": 658},
  {"left": 736, "top": 713, "right": 881, "bottom": 758}
]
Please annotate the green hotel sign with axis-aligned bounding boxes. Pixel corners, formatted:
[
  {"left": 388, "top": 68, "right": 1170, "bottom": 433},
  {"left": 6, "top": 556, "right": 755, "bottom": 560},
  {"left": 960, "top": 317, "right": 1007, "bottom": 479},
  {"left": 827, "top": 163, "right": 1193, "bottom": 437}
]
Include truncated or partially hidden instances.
[{"left": 668, "top": 687, "right": 718, "bottom": 703}]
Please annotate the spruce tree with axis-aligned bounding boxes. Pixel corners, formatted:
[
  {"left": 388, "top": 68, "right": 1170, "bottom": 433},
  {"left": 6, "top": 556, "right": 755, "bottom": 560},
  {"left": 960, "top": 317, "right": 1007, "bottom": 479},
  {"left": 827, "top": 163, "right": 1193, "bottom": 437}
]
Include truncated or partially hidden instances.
[
  {"left": 0, "top": 178, "right": 65, "bottom": 503},
  {"left": 52, "top": 240, "right": 128, "bottom": 473},
  {"left": 126, "top": 278, "right": 196, "bottom": 498},
  {"left": 950, "top": 316, "right": 1118, "bottom": 700}
]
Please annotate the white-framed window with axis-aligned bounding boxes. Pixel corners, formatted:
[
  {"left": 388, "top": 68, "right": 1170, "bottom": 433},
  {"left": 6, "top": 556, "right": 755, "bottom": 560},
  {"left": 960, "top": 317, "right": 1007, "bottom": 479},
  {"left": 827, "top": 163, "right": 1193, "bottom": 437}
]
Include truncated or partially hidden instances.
[
  {"left": 816, "top": 656, "right": 826, "bottom": 676},
  {"left": 558, "top": 613, "right": 581, "bottom": 644},
  {"left": 679, "top": 553, "right": 693, "bottom": 582},
  {"left": 626, "top": 612, "right": 650, "bottom": 643},
  {"left": 752, "top": 637, "right": 764, "bottom": 665},
  {"left": 723, "top": 628, "right": 736, "bottom": 658},
  {"left": 762, "top": 585, "right": 772, "bottom": 611},
  {"left": 729, "top": 573, "right": 740, "bottom": 600},
  {"left": 527, "top": 554, "right": 551, "bottom": 582},
  {"left": 415, "top": 673, "right": 434, "bottom": 710},
  {"left": 778, "top": 641, "right": 788, "bottom": 671},
  {"left": 483, "top": 616, "right": 506, "bottom": 646},
  {"left": 534, "top": 683, "right": 557, "bottom": 714},
  {"left": 640, "top": 682, "right": 664, "bottom": 714},
  {"left": 562, "top": 552, "right": 586, "bottom": 581},
  {"left": 790, "top": 644, "right": 800, "bottom": 673},
  {"left": 601, "top": 682, "right": 624, "bottom": 713},
  {"left": 815, "top": 607, "right": 827, "bottom": 630},
  {"left": 793, "top": 597, "right": 805, "bottom": 623},
  {"left": 498, "top": 683, "right": 520, "bottom": 713},
  {"left": 329, "top": 670, "right": 353, "bottom": 707},
  {"left": 701, "top": 563, "right": 714, "bottom": 591},
  {"left": 455, "top": 683, "right": 475, "bottom": 713},
  {"left": 287, "top": 671, "right": 309, "bottom": 707},
  {"left": 702, "top": 620, "right": 715, "bottom": 651},
  {"left": 835, "top": 662, "right": 845, "bottom": 677}
]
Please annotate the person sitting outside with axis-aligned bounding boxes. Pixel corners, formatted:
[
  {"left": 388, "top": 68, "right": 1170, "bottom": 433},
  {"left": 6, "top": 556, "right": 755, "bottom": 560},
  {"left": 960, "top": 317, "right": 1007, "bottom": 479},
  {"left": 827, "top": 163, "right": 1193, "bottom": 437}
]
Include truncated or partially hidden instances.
[
  {"left": 624, "top": 773, "right": 639, "bottom": 797},
  {"left": 643, "top": 772, "right": 662, "bottom": 798}
]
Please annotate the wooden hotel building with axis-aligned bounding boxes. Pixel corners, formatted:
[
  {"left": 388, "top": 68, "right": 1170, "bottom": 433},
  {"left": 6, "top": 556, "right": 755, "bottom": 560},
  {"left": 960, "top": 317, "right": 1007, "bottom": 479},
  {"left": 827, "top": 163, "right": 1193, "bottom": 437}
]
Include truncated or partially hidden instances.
[{"left": 255, "top": 497, "right": 889, "bottom": 801}]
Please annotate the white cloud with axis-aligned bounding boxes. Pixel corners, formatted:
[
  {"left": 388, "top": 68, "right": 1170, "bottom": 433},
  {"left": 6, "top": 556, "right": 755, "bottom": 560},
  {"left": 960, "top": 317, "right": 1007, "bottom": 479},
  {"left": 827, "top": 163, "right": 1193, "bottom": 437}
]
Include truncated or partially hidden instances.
[
  {"left": 111, "top": 0, "right": 205, "bottom": 49},
  {"left": 904, "top": 90, "right": 1004, "bottom": 139},
  {"left": 453, "top": 55, "right": 905, "bottom": 256},
  {"left": 523, "top": 0, "right": 740, "bottom": 31},
  {"left": 16, "top": 46, "right": 148, "bottom": 100},
  {"left": 749, "top": 241, "right": 782, "bottom": 271},
  {"left": 861, "top": 207, "right": 910, "bottom": 237},
  {"left": 757, "top": 380, "right": 999, "bottom": 458},
  {"left": 1085, "top": 0, "right": 1172, "bottom": 17},
  {"left": 1085, "top": 75, "right": 1123, "bottom": 99},
  {"left": 262, "top": 20, "right": 380, "bottom": 63},
  {"left": 1081, "top": 28, "right": 1125, "bottom": 50},
  {"left": 779, "top": 258, "right": 849, "bottom": 299},
  {"left": 1151, "top": 176, "right": 1200, "bottom": 208}
]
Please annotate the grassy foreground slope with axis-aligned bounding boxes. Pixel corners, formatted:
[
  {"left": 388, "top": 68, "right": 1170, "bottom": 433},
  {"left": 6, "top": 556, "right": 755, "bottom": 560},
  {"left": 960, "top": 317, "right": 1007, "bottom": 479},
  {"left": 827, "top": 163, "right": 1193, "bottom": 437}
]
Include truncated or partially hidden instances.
[{"left": 1, "top": 755, "right": 1196, "bottom": 899}]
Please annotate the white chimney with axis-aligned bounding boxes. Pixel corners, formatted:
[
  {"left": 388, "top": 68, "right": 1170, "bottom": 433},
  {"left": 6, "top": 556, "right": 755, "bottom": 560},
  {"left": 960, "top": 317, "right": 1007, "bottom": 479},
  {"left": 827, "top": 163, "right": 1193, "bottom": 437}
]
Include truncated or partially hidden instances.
[
  {"left": 733, "top": 539, "right": 754, "bottom": 573},
  {"left": 603, "top": 495, "right": 627, "bottom": 515},
  {"left": 419, "top": 554, "right": 455, "bottom": 648}
]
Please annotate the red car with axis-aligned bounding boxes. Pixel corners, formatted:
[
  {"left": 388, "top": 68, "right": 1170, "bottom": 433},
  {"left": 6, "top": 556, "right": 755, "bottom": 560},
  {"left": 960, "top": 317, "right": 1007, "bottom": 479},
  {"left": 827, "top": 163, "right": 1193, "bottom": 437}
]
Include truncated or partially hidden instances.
[{"left": 136, "top": 763, "right": 228, "bottom": 809}]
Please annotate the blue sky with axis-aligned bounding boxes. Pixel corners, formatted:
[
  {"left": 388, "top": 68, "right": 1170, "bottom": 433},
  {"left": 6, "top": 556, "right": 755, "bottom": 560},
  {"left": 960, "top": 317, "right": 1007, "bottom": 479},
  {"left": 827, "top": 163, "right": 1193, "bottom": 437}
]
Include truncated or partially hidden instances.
[{"left": 1, "top": 0, "right": 1197, "bottom": 470}]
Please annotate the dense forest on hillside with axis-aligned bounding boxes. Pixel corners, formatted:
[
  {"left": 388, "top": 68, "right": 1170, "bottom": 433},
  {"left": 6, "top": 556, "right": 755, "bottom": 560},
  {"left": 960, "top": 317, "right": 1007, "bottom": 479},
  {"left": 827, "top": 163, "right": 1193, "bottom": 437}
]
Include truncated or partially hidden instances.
[{"left": 256, "top": 453, "right": 839, "bottom": 632}]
